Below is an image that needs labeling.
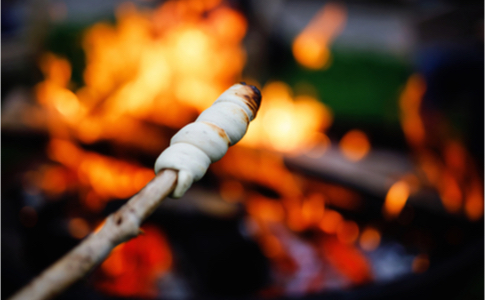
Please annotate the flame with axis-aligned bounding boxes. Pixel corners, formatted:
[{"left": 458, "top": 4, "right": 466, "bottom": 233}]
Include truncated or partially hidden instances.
[
  {"left": 38, "top": 53, "right": 71, "bottom": 88},
  {"left": 213, "top": 147, "right": 303, "bottom": 198},
  {"left": 40, "top": 167, "right": 68, "bottom": 196},
  {"left": 292, "top": 3, "right": 347, "bottom": 69},
  {"left": 260, "top": 235, "right": 284, "bottom": 258},
  {"left": 247, "top": 196, "right": 285, "bottom": 223},
  {"left": 36, "top": 53, "right": 87, "bottom": 127},
  {"left": 399, "top": 74, "right": 483, "bottom": 219},
  {"left": 339, "top": 130, "right": 371, "bottom": 161},
  {"left": 315, "top": 182, "right": 362, "bottom": 211},
  {"left": 382, "top": 180, "right": 410, "bottom": 219},
  {"left": 465, "top": 179, "right": 484, "bottom": 221},
  {"left": 444, "top": 141, "right": 467, "bottom": 178},
  {"left": 241, "top": 81, "right": 333, "bottom": 154},
  {"left": 36, "top": 0, "right": 247, "bottom": 149},
  {"left": 399, "top": 74, "right": 426, "bottom": 147},
  {"left": 321, "top": 236, "right": 372, "bottom": 285},
  {"left": 97, "top": 225, "right": 172, "bottom": 298},
  {"left": 301, "top": 194, "right": 325, "bottom": 226},
  {"left": 439, "top": 171, "right": 463, "bottom": 213},
  {"left": 48, "top": 138, "right": 154, "bottom": 209},
  {"left": 34, "top": 0, "right": 337, "bottom": 239}
]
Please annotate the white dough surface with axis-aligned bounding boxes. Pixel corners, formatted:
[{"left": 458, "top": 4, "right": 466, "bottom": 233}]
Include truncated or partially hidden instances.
[{"left": 154, "top": 83, "right": 260, "bottom": 198}]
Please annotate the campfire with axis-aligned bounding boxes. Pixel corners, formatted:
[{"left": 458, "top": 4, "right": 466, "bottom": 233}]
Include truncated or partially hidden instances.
[{"left": 2, "top": 0, "right": 483, "bottom": 299}]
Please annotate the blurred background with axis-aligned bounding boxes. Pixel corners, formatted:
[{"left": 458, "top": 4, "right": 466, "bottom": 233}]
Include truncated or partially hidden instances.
[{"left": 2, "top": 0, "right": 483, "bottom": 299}]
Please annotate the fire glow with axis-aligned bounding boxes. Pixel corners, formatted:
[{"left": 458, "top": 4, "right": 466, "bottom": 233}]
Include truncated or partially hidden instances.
[
  {"left": 292, "top": 2, "right": 347, "bottom": 69},
  {"left": 96, "top": 226, "right": 172, "bottom": 298},
  {"left": 17, "top": 0, "right": 483, "bottom": 298},
  {"left": 399, "top": 74, "right": 484, "bottom": 220}
]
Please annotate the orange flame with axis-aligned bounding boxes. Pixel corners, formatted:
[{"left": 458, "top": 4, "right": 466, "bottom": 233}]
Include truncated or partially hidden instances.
[
  {"left": 465, "top": 179, "right": 484, "bottom": 221},
  {"left": 339, "top": 130, "right": 371, "bottom": 161},
  {"left": 241, "top": 81, "right": 333, "bottom": 154},
  {"left": 36, "top": 0, "right": 248, "bottom": 150},
  {"left": 382, "top": 180, "right": 410, "bottom": 219},
  {"left": 399, "top": 74, "right": 426, "bottom": 147},
  {"left": 301, "top": 194, "right": 325, "bottom": 226},
  {"left": 398, "top": 74, "right": 483, "bottom": 219},
  {"left": 439, "top": 171, "right": 463, "bottom": 213},
  {"left": 38, "top": 53, "right": 71, "bottom": 88},
  {"left": 292, "top": 3, "right": 347, "bottom": 69},
  {"left": 321, "top": 236, "right": 372, "bottom": 285},
  {"left": 247, "top": 196, "right": 285, "bottom": 223},
  {"left": 260, "top": 235, "right": 284, "bottom": 258},
  {"left": 47, "top": 139, "right": 154, "bottom": 209},
  {"left": 97, "top": 225, "right": 172, "bottom": 298},
  {"left": 34, "top": 0, "right": 338, "bottom": 234}
]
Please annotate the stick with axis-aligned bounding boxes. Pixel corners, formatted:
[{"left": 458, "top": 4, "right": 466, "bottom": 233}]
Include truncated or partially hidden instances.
[
  {"left": 9, "top": 169, "right": 178, "bottom": 300},
  {"left": 9, "top": 83, "right": 262, "bottom": 300}
]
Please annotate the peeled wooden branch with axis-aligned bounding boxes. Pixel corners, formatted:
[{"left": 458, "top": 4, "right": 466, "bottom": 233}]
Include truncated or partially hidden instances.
[
  {"left": 10, "top": 170, "right": 177, "bottom": 300},
  {"left": 9, "top": 83, "right": 262, "bottom": 300}
]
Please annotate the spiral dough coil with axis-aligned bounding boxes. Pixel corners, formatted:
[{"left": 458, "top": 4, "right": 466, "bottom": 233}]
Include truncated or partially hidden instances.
[{"left": 154, "top": 83, "right": 261, "bottom": 198}]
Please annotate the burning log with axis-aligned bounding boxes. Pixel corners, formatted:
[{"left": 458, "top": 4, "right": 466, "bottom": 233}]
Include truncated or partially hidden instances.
[{"left": 9, "top": 83, "right": 262, "bottom": 300}]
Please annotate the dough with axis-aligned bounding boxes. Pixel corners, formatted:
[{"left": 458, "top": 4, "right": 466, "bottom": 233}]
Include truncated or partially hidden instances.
[{"left": 154, "top": 83, "right": 261, "bottom": 198}]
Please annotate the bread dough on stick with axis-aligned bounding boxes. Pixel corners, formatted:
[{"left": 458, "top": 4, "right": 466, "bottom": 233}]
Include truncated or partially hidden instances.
[
  {"left": 154, "top": 83, "right": 261, "bottom": 198},
  {"left": 9, "top": 83, "right": 261, "bottom": 300}
]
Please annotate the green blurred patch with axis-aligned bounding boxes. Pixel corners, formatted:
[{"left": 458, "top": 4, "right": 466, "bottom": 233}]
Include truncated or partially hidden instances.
[
  {"left": 42, "top": 16, "right": 116, "bottom": 88},
  {"left": 272, "top": 47, "right": 412, "bottom": 126}
]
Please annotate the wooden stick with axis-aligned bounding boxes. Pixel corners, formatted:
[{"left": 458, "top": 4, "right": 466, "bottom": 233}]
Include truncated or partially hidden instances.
[
  {"left": 9, "top": 169, "right": 178, "bottom": 300},
  {"left": 9, "top": 82, "right": 262, "bottom": 300}
]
